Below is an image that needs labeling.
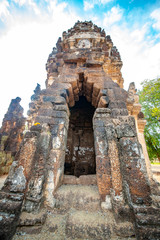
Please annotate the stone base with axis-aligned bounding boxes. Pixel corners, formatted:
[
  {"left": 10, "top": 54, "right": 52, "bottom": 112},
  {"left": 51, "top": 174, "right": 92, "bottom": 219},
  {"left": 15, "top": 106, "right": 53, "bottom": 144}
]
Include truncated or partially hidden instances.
[
  {"left": 12, "top": 184, "right": 136, "bottom": 240},
  {"left": 13, "top": 208, "right": 135, "bottom": 240},
  {"left": 63, "top": 174, "right": 97, "bottom": 185}
]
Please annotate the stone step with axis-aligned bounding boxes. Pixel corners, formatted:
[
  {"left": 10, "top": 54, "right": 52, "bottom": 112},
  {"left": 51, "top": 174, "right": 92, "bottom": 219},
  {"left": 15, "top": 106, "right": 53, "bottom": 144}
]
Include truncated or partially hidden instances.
[
  {"left": 65, "top": 210, "right": 111, "bottom": 240},
  {"left": 135, "top": 213, "right": 160, "bottom": 226},
  {"left": 19, "top": 210, "right": 47, "bottom": 226},
  {"left": 134, "top": 206, "right": 160, "bottom": 240},
  {"left": 63, "top": 174, "right": 97, "bottom": 185},
  {"left": 54, "top": 184, "right": 101, "bottom": 212},
  {"left": 14, "top": 208, "right": 135, "bottom": 240},
  {"left": 65, "top": 209, "right": 135, "bottom": 240},
  {"left": 134, "top": 206, "right": 160, "bottom": 215},
  {"left": 135, "top": 225, "right": 160, "bottom": 240},
  {"left": 16, "top": 210, "right": 47, "bottom": 235}
]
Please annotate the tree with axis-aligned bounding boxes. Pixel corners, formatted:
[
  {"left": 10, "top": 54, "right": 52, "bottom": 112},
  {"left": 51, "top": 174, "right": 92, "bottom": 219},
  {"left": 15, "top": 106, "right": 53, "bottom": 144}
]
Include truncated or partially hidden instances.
[{"left": 138, "top": 78, "right": 160, "bottom": 162}]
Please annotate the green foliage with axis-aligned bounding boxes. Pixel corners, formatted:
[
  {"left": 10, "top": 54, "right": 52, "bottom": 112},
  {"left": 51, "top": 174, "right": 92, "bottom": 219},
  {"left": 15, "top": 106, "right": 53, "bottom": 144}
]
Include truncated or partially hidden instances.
[{"left": 138, "top": 78, "right": 160, "bottom": 162}]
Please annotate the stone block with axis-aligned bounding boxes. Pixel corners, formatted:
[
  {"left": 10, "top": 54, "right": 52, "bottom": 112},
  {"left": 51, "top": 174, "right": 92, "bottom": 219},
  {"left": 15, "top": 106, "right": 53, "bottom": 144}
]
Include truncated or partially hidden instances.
[
  {"left": 0, "top": 209, "right": 20, "bottom": 240},
  {"left": 43, "top": 95, "right": 66, "bottom": 105},
  {"left": 105, "top": 124, "right": 117, "bottom": 139},
  {"left": 48, "top": 149, "right": 65, "bottom": 167},
  {"left": 0, "top": 192, "right": 24, "bottom": 201},
  {"left": 0, "top": 199, "right": 22, "bottom": 214},
  {"left": 109, "top": 101, "right": 126, "bottom": 109},
  {"left": 116, "top": 123, "right": 136, "bottom": 138},
  {"left": 97, "top": 173, "right": 111, "bottom": 200},
  {"left": 19, "top": 210, "right": 46, "bottom": 226},
  {"left": 119, "top": 137, "right": 141, "bottom": 159},
  {"left": 96, "top": 156, "right": 111, "bottom": 174},
  {"left": 113, "top": 221, "right": 135, "bottom": 237},
  {"left": 120, "top": 108, "right": 129, "bottom": 116},
  {"left": 78, "top": 175, "right": 97, "bottom": 185},
  {"left": 94, "top": 129, "right": 108, "bottom": 156},
  {"left": 63, "top": 175, "right": 77, "bottom": 185},
  {"left": 51, "top": 132, "right": 67, "bottom": 150},
  {"left": 17, "top": 226, "right": 42, "bottom": 234},
  {"left": 135, "top": 226, "right": 160, "bottom": 240},
  {"left": 35, "top": 115, "right": 69, "bottom": 127},
  {"left": 9, "top": 166, "right": 26, "bottom": 193},
  {"left": 52, "top": 104, "right": 69, "bottom": 113}
]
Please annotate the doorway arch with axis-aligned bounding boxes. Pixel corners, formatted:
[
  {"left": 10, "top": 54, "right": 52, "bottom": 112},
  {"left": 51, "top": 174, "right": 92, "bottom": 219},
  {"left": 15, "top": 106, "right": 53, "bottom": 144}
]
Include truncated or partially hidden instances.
[{"left": 64, "top": 96, "right": 96, "bottom": 177}]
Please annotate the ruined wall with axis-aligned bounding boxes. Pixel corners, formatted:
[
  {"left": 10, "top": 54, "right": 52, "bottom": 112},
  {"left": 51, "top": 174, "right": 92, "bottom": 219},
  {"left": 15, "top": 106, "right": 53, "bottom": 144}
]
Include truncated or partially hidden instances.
[{"left": 0, "top": 97, "right": 26, "bottom": 175}]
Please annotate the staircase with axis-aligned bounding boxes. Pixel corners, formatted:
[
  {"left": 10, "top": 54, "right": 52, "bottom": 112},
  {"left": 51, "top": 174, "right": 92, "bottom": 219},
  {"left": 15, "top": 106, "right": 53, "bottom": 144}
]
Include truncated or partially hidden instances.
[
  {"left": 13, "top": 184, "right": 136, "bottom": 240},
  {"left": 134, "top": 206, "right": 160, "bottom": 240}
]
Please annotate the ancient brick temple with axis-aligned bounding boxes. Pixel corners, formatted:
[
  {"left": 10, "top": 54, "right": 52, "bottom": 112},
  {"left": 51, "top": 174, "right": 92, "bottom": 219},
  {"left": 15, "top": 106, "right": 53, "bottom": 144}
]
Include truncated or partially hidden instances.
[{"left": 0, "top": 21, "right": 160, "bottom": 240}]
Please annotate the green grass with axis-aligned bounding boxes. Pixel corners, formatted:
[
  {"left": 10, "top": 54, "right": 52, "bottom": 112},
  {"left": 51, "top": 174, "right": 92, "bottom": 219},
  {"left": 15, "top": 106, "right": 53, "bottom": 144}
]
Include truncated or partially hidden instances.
[{"left": 151, "top": 162, "right": 160, "bottom": 165}]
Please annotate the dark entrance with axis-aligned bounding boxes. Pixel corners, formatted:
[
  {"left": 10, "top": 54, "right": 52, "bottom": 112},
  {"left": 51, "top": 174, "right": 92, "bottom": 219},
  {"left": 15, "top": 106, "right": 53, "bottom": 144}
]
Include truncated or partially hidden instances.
[{"left": 64, "top": 96, "right": 96, "bottom": 177}]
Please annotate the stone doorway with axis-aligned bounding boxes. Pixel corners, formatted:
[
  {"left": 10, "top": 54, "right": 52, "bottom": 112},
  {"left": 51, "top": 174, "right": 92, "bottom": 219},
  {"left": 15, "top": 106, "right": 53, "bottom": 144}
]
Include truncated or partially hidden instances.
[{"left": 64, "top": 96, "right": 96, "bottom": 178}]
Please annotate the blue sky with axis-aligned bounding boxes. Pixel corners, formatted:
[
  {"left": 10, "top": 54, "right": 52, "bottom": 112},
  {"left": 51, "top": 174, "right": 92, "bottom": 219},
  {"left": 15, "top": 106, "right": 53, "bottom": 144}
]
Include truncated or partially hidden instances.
[{"left": 0, "top": 0, "right": 160, "bottom": 125}]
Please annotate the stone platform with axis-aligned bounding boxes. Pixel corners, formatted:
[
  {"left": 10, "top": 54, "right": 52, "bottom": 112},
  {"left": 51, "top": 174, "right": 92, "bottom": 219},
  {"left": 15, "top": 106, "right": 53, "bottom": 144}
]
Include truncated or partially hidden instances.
[{"left": 13, "top": 184, "right": 136, "bottom": 240}]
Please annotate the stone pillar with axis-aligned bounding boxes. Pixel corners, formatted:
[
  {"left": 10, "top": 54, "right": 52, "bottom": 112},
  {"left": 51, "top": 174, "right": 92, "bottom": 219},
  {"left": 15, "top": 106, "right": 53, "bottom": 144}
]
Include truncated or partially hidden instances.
[
  {"left": 5, "top": 130, "right": 39, "bottom": 193},
  {"left": 93, "top": 108, "right": 124, "bottom": 211},
  {"left": 137, "top": 119, "right": 153, "bottom": 181},
  {"left": 93, "top": 109, "right": 112, "bottom": 205},
  {"left": 131, "top": 103, "right": 141, "bottom": 131},
  {"left": 22, "top": 124, "right": 51, "bottom": 213},
  {"left": 94, "top": 108, "right": 152, "bottom": 212},
  {"left": 44, "top": 107, "right": 69, "bottom": 208},
  {"left": 117, "top": 115, "right": 152, "bottom": 206}
]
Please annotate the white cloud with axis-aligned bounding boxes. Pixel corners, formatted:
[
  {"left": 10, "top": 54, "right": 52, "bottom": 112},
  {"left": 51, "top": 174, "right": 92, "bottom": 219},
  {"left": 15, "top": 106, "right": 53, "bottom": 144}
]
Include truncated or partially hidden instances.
[
  {"left": 28, "top": 0, "right": 41, "bottom": 15},
  {"left": 84, "top": 1, "right": 94, "bottom": 11},
  {"left": 83, "top": 0, "right": 113, "bottom": 11},
  {"left": 47, "top": 0, "right": 68, "bottom": 17},
  {"left": 100, "top": 0, "right": 113, "bottom": 4},
  {"left": 150, "top": 8, "right": 160, "bottom": 30},
  {"left": 13, "top": 0, "right": 41, "bottom": 15},
  {"left": 130, "top": 23, "right": 149, "bottom": 43},
  {"left": 103, "top": 6, "right": 123, "bottom": 26},
  {"left": 13, "top": 0, "right": 27, "bottom": 6},
  {"left": 104, "top": 24, "right": 160, "bottom": 90},
  {"left": 0, "top": 0, "right": 10, "bottom": 21}
]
